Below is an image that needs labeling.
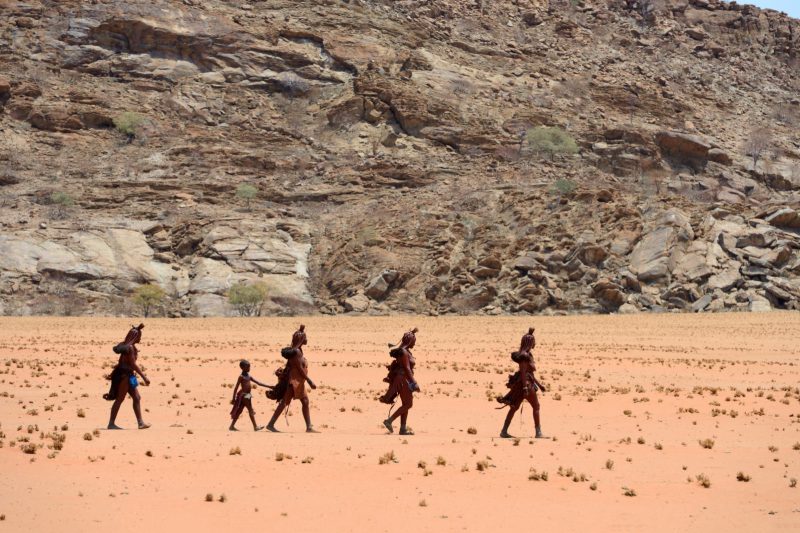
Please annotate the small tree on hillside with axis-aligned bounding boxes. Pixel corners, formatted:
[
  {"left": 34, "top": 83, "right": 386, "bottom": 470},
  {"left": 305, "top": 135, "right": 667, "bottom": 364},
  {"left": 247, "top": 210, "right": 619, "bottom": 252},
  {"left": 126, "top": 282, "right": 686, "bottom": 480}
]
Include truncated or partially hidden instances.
[
  {"left": 133, "top": 284, "right": 165, "bottom": 318},
  {"left": 113, "top": 112, "right": 146, "bottom": 143},
  {"left": 526, "top": 127, "right": 579, "bottom": 160},
  {"left": 236, "top": 183, "right": 258, "bottom": 210},
  {"left": 49, "top": 191, "right": 74, "bottom": 220},
  {"left": 743, "top": 127, "right": 772, "bottom": 170},
  {"left": 228, "top": 282, "right": 269, "bottom": 317}
]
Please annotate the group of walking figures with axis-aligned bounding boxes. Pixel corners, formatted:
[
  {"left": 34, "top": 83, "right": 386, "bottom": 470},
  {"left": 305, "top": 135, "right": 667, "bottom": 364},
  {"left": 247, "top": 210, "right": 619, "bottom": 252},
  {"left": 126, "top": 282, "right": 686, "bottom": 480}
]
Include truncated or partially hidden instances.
[{"left": 103, "top": 324, "right": 546, "bottom": 438}]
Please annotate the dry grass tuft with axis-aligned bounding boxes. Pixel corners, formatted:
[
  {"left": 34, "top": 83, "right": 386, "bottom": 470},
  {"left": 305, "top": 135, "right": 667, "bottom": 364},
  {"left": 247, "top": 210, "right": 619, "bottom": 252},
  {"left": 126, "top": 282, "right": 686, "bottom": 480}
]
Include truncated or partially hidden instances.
[
  {"left": 379, "top": 451, "right": 397, "bottom": 465},
  {"left": 696, "top": 474, "right": 711, "bottom": 488},
  {"left": 699, "top": 438, "right": 715, "bottom": 449},
  {"left": 736, "top": 472, "right": 751, "bottom": 482},
  {"left": 528, "top": 469, "right": 548, "bottom": 481}
]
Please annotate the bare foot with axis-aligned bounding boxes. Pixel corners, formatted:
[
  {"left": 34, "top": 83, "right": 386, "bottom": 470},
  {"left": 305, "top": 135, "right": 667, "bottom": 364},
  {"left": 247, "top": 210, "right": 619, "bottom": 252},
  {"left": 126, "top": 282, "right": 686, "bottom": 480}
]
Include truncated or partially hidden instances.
[
  {"left": 399, "top": 427, "right": 414, "bottom": 436},
  {"left": 138, "top": 422, "right": 151, "bottom": 430},
  {"left": 383, "top": 419, "right": 393, "bottom": 434},
  {"left": 229, "top": 426, "right": 238, "bottom": 431},
  {"left": 306, "top": 427, "right": 319, "bottom": 433},
  {"left": 107, "top": 424, "right": 123, "bottom": 430},
  {"left": 266, "top": 425, "right": 280, "bottom": 433},
  {"left": 254, "top": 426, "right": 264, "bottom": 432},
  {"left": 500, "top": 431, "right": 514, "bottom": 439}
]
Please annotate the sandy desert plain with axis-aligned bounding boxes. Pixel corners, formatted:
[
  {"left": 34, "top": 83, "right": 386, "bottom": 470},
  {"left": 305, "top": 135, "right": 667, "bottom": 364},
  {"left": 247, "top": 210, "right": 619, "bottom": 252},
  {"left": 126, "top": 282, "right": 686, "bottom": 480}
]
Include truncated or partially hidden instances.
[{"left": 1, "top": 314, "right": 799, "bottom": 532}]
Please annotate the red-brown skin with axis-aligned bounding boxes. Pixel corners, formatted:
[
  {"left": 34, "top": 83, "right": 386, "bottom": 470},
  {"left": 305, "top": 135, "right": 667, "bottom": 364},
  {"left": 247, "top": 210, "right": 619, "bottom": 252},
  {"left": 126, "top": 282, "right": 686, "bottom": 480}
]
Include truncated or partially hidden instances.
[
  {"left": 500, "top": 328, "right": 545, "bottom": 438},
  {"left": 107, "top": 325, "right": 150, "bottom": 430},
  {"left": 384, "top": 328, "right": 420, "bottom": 435},
  {"left": 229, "top": 362, "right": 270, "bottom": 431},
  {"left": 266, "top": 326, "right": 317, "bottom": 433}
]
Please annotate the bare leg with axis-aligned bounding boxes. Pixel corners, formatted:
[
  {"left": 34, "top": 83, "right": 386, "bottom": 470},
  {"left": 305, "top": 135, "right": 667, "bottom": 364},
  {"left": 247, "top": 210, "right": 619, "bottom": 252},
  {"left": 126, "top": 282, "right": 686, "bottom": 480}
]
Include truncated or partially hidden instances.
[
  {"left": 246, "top": 402, "right": 262, "bottom": 431},
  {"left": 131, "top": 388, "right": 150, "bottom": 429},
  {"left": 267, "top": 399, "right": 287, "bottom": 432},
  {"left": 530, "top": 393, "right": 543, "bottom": 437},
  {"left": 500, "top": 404, "right": 519, "bottom": 438},
  {"left": 391, "top": 391, "right": 413, "bottom": 435},
  {"left": 301, "top": 398, "right": 317, "bottom": 432},
  {"left": 108, "top": 379, "right": 128, "bottom": 429}
]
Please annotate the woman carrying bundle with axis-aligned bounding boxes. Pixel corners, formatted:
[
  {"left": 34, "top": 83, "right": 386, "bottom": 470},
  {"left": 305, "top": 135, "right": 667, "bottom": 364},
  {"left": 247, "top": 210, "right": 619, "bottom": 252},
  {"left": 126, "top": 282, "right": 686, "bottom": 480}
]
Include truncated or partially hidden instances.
[
  {"left": 380, "top": 327, "right": 420, "bottom": 435},
  {"left": 497, "top": 327, "right": 546, "bottom": 439},
  {"left": 104, "top": 323, "right": 151, "bottom": 430}
]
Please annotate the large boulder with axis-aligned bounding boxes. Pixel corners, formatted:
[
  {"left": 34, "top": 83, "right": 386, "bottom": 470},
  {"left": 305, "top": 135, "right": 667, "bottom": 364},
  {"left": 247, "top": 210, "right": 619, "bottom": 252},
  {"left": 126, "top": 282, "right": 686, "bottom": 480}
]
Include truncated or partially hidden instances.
[
  {"left": 764, "top": 208, "right": 800, "bottom": 229},
  {"left": 365, "top": 269, "right": 399, "bottom": 300},
  {"left": 343, "top": 292, "right": 370, "bottom": 313},
  {"left": 629, "top": 209, "right": 693, "bottom": 282},
  {"left": 655, "top": 131, "right": 711, "bottom": 168},
  {"left": 592, "top": 278, "right": 626, "bottom": 311}
]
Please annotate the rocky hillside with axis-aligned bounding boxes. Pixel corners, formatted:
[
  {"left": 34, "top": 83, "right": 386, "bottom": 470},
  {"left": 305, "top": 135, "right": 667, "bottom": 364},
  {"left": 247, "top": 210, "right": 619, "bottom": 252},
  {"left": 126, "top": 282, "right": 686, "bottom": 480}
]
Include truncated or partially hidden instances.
[{"left": 1, "top": 0, "right": 799, "bottom": 317}]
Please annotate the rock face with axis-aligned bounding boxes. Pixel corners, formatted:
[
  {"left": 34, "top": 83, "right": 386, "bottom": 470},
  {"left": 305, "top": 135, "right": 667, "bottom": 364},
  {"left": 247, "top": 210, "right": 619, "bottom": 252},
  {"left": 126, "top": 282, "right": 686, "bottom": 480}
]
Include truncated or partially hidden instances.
[{"left": 1, "top": 0, "right": 800, "bottom": 316}]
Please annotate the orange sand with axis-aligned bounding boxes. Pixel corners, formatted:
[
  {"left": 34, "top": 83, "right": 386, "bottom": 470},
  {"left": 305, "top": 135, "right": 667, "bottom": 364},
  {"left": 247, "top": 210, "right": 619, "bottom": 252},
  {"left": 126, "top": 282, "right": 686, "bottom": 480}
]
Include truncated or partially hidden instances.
[{"left": 1, "top": 314, "right": 799, "bottom": 532}]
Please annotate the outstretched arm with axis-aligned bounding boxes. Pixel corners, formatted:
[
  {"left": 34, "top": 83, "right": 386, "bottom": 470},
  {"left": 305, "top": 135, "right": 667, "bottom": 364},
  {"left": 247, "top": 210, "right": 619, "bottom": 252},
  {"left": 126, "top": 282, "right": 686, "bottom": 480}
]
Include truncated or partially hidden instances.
[{"left": 250, "top": 376, "right": 273, "bottom": 389}]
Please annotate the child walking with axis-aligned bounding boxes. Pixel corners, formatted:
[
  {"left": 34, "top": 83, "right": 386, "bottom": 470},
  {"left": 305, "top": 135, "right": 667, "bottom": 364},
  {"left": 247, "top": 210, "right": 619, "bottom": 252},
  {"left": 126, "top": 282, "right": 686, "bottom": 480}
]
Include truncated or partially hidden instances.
[{"left": 230, "top": 360, "right": 271, "bottom": 431}]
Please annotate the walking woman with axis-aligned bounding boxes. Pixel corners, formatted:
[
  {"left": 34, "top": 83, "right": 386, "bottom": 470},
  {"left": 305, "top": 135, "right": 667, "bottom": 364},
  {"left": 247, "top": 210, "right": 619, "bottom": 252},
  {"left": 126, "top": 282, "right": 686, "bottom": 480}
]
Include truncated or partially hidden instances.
[
  {"left": 380, "top": 328, "right": 420, "bottom": 435},
  {"left": 266, "top": 325, "right": 318, "bottom": 433},
  {"left": 497, "top": 327, "right": 545, "bottom": 438},
  {"left": 104, "top": 324, "right": 151, "bottom": 429}
]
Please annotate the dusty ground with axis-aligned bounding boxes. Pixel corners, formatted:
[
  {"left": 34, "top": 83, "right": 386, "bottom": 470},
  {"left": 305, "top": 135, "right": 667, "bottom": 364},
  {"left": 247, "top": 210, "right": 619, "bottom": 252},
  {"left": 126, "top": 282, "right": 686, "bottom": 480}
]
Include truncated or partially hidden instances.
[{"left": 1, "top": 314, "right": 799, "bottom": 532}]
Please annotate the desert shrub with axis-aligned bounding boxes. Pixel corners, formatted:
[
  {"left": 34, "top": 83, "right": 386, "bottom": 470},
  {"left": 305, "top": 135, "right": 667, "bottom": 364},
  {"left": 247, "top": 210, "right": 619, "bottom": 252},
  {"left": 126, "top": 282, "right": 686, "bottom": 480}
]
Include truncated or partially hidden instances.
[
  {"left": 552, "top": 178, "right": 577, "bottom": 196},
  {"left": 228, "top": 282, "right": 269, "bottom": 317},
  {"left": 113, "top": 112, "right": 146, "bottom": 141},
  {"left": 49, "top": 191, "right": 74, "bottom": 220},
  {"left": 277, "top": 72, "right": 310, "bottom": 97},
  {"left": 743, "top": 127, "right": 772, "bottom": 170},
  {"left": 133, "top": 284, "right": 165, "bottom": 318},
  {"left": 526, "top": 127, "right": 579, "bottom": 159},
  {"left": 235, "top": 183, "right": 258, "bottom": 210}
]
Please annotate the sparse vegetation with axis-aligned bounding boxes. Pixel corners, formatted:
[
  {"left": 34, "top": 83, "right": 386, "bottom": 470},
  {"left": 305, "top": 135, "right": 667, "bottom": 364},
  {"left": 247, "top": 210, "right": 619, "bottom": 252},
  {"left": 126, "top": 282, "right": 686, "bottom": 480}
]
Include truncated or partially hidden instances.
[
  {"left": 277, "top": 72, "right": 310, "bottom": 97},
  {"left": 526, "top": 127, "right": 579, "bottom": 160},
  {"left": 132, "top": 284, "right": 165, "bottom": 318},
  {"left": 235, "top": 183, "right": 258, "bottom": 211},
  {"left": 528, "top": 469, "right": 548, "bottom": 481},
  {"left": 379, "top": 451, "right": 397, "bottom": 465},
  {"left": 699, "top": 438, "right": 715, "bottom": 449},
  {"left": 696, "top": 474, "right": 711, "bottom": 488},
  {"left": 113, "top": 112, "right": 146, "bottom": 142},
  {"left": 49, "top": 191, "right": 75, "bottom": 220},
  {"left": 736, "top": 472, "right": 751, "bottom": 482},
  {"left": 228, "top": 282, "right": 269, "bottom": 317},
  {"left": 743, "top": 127, "right": 772, "bottom": 170}
]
